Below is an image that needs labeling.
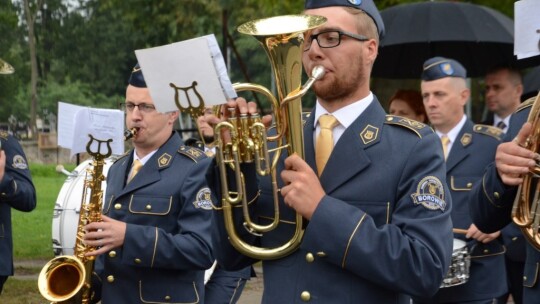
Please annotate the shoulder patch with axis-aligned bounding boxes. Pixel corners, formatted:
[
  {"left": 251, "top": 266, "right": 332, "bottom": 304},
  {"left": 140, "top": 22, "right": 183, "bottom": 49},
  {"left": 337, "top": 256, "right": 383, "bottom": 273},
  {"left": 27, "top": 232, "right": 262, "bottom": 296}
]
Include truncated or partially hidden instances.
[
  {"left": 0, "top": 130, "right": 8, "bottom": 139},
  {"left": 384, "top": 115, "right": 433, "bottom": 138},
  {"left": 516, "top": 96, "right": 536, "bottom": 113},
  {"left": 473, "top": 124, "right": 504, "bottom": 141},
  {"left": 192, "top": 187, "right": 214, "bottom": 210},
  {"left": 178, "top": 145, "right": 206, "bottom": 162},
  {"left": 411, "top": 176, "right": 447, "bottom": 212}
]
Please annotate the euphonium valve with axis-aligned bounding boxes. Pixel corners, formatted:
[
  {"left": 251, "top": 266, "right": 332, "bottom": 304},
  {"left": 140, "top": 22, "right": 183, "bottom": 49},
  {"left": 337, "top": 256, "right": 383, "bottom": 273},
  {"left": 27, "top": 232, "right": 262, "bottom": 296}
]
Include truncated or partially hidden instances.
[
  {"left": 215, "top": 14, "right": 327, "bottom": 260},
  {"left": 512, "top": 92, "right": 540, "bottom": 250}
]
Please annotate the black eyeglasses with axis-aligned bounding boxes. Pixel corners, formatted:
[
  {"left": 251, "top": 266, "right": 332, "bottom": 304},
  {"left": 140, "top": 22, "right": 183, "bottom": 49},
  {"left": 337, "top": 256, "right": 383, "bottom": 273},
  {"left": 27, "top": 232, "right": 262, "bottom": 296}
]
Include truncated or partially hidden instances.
[
  {"left": 304, "top": 30, "right": 369, "bottom": 51},
  {"left": 119, "top": 102, "right": 156, "bottom": 113}
]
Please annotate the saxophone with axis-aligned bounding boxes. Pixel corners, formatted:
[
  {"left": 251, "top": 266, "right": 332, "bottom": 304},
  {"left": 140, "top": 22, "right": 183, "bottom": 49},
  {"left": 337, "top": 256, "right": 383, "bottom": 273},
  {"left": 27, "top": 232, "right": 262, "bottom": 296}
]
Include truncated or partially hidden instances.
[{"left": 38, "top": 135, "right": 113, "bottom": 303}]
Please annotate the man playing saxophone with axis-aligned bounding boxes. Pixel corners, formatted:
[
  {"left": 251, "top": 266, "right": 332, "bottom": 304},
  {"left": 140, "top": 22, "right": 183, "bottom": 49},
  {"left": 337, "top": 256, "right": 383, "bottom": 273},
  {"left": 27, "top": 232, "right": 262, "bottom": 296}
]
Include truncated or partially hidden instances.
[
  {"left": 82, "top": 64, "right": 214, "bottom": 303},
  {"left": 206, "top": 0, "right": 453, "bottom": 303}
]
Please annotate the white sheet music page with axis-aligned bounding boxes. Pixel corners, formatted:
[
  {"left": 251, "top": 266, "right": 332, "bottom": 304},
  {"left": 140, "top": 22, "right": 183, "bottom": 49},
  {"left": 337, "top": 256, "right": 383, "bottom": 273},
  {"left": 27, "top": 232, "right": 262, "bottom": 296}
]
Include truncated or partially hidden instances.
[
  {"left": 58, "top": 101, "right": 125, "bottom": 158},
  {"left": 514, "top": 0, "right": 540, "bottom": 59},
  {"left": 135, "top": 34, "right": 233, "bottom": 114}
]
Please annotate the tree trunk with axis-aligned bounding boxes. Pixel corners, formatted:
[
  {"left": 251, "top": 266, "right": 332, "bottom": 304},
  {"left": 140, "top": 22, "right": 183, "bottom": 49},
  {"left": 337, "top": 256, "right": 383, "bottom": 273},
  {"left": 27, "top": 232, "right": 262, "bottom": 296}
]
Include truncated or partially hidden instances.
[{"left": 23, "top": 0, "right": 39, "bottom": 138}]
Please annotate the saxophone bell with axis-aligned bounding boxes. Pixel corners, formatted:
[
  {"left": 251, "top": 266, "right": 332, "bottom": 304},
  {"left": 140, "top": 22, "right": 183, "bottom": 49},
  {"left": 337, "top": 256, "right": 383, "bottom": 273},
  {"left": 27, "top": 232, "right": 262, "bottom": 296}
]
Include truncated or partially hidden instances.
[{"left": 38, "top": 135, "right": 112, "bottom": 303}]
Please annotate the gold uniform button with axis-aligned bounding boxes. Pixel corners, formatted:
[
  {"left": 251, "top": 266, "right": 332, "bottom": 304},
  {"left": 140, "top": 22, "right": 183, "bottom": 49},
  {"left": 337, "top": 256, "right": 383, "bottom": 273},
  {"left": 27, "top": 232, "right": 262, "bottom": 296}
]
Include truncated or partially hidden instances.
[
  {"left": 494, "top": 192, "right": 500, "bottom": 199},
  {"left": 466, "top": 183, "right": 472, "bottom": 188},
  {"left": 512, "top": 237, "right": 518, "bottom": 241},
  {"left": 146, "top": 204, "right": 152, "bottom": 210},
  {"left": 108, "top": 251, "right": 117, "bottom": 258},
  {"left": 164, "top": 296, "right": 171, "bottom": 301},
  {"left": 524, "top": 276, "right": 527, "bottom": 281},
  {"left": 316, "top": 252, "right": 327, "bottom": 257},
  {"left": 134, "top": 258, "right": 142, "bottom": 264},
  {"left": 114, "top": 203, "right": 122, "bottom": 210},
  {"left": 300, "top": 291, "right": 311, "bottom": 302},
  {"left": 305, "top": 253, "right": 314, "bottom": 263},
  {"left": 483, "top": 249, "right": 489, "bottom": 254},
  {"left": 107, "top": 275, "right": 114, "bottom": 283}
]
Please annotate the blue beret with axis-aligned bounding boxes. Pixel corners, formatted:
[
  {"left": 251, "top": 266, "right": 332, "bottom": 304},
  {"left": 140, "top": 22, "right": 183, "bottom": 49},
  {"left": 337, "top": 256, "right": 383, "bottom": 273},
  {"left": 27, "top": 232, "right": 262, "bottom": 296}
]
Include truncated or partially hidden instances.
[
  {"left": 305, "top": 0, "right": 385, "bottom": 38},
  {"left": 421, "top": 57, "right": 467, "bottom": 81},
  {"left": 128, "top": 63, "right": 147, "bottom": 88}
]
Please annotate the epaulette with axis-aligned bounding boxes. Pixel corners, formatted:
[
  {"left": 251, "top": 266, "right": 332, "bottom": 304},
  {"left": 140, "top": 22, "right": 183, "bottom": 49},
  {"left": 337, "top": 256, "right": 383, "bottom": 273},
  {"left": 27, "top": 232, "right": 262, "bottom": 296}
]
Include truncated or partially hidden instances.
[
  {"left": 384, "top": 115, "right": 433, "bottom": 138},
  {"left": 177, "top": 145, "right": 206, "bottom": 162},
  {"left": 0, "top": 130, "right": 8, "bottom": 140},
  {"left": 516, "top": 96, "right": 536, "bottom": 113},
  {"left": 473, "top": 124, "right": 504, "bottom": 141}
]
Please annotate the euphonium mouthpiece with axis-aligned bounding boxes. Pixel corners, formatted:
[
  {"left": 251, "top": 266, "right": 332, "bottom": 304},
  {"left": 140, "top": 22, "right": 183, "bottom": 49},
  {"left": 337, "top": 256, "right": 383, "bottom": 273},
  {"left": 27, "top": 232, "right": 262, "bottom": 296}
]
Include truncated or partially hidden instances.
[{"left": 311, "top": 65, "right": 326, "bottom": 80}]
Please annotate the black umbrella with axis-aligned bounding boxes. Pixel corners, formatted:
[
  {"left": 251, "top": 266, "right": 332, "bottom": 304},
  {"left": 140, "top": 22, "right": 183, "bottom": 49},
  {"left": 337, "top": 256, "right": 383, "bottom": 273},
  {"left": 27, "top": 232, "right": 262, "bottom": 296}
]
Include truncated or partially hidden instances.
[
  {"left": 523, "top": 66, "right": 540, "bottom": 100},
  {"left": 372, "top": 1, "right": 540, "bottom": 79}
]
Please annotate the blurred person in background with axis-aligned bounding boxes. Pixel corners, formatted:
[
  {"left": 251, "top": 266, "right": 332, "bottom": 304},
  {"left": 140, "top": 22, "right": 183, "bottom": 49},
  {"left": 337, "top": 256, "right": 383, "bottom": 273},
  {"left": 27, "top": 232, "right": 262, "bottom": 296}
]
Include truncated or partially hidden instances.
[
  {"left": 482, "top": 66, "right": 523, "bottom": 133},
  {"left": 388, "top": 89, "right": 428, "bottom": 123}
]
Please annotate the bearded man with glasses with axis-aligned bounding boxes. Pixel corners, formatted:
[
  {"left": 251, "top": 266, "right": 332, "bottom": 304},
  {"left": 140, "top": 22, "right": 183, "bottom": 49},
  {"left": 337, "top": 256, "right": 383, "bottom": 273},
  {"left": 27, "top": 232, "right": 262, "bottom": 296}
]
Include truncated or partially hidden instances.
[{"left": 206, "top": 0, "right": 454, "bottom": 303}]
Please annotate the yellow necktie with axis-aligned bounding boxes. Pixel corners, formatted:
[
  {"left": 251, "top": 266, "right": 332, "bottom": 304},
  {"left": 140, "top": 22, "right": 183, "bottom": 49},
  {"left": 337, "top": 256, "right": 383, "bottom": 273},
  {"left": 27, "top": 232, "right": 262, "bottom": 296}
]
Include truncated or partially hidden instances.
[
  {"left": 316, "top": 114, "right": 339, "bottom": 176},
  {"left": 441, "top": 135, "right": 450, "bottom": 160},
  {"left": 128, "top": 159, "right": 143, "bottom": 183}
]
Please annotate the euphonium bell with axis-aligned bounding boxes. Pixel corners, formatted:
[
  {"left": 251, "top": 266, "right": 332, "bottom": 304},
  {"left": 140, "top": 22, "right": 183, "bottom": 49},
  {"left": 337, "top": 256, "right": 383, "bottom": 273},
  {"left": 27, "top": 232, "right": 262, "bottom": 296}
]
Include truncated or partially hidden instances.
[
  {"left": 0, "top": 58, "right": 14, "bottom": 74},
  {"left": 214, "top": 14, "right": 326, "bottom": 260},
  {"left": 512, "top": 92, "right": 540, "bottom": 250}
]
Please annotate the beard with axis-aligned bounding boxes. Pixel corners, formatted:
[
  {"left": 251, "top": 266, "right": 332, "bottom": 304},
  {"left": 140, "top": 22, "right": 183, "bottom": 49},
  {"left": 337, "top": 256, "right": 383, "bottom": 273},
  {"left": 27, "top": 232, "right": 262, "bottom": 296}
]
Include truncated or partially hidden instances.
[{"left": 312, "top": 56, "right": 366, "bottom": 102}]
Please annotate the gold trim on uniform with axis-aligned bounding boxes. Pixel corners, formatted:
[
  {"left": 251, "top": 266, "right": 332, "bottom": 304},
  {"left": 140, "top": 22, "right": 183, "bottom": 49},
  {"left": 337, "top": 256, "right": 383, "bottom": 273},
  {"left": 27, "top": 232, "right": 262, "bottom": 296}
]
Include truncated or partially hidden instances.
[
  {"left": 359, "top": 124, "right": 379, "bottom": 145},
  {"left": 473, "top": 124, "right": 504, "bottom": 141},
  {"left": 342, "top": 213, "right": 367, "bottom": 268},
  {"left": 178, "top": 146, "right": 205, "bottom": 162},
  {"left": 460, "top": 133, "right": 472, "bottom": 147},
  {"left": 384, "top": 115, "right": 430, "bottom": 138},
  {"left": 516, "top": 96, "right": 536, "bottom": 113},
  {"left": 0, "top": 130, "right": 8, "bottom": 139},
  {"left": 157, "top": 153, "right": 172, "bottom": 167}
]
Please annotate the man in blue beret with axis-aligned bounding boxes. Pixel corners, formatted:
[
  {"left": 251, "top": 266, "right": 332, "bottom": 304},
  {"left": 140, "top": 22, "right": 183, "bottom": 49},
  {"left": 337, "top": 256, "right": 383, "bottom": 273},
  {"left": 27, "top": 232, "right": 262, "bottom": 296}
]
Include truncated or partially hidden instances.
[
  {"left": 207, "top": 1, "right": 454, "bottom": 303},
  {"left": 83, "top": 64, "right": 216, "bottom": 303},
  {"left": 413, "top": 57, "right": 507, "bottom": 303}
]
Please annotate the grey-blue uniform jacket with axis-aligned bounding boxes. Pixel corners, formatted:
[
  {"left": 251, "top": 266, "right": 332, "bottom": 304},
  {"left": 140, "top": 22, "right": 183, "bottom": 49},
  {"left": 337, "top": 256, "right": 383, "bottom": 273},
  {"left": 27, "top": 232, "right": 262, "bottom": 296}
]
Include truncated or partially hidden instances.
[
  {"left": 470, "top": 98, "right": 540, "bottom": 304},
  {"left": 0, "top": 131, "right": 36, "bottom": 277},
  {"left": 208, "top": 99, "right": 454, "bottom": 303},
  {"left": 414, "top": 119, "right": 506, "bottom": 303},
  {"left": 92, "top": 132, "right": 214, "bottom": 304}
]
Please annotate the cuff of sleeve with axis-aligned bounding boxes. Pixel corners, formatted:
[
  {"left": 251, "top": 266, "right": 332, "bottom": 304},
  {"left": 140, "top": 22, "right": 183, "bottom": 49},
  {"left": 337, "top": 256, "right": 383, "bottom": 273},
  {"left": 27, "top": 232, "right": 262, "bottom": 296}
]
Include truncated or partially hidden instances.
[
  {"left": 0, "top": 174, "right": 16, "bottom": 198},
  {"left": 483, "top": 165, "right": 509, "bottom": 207}
]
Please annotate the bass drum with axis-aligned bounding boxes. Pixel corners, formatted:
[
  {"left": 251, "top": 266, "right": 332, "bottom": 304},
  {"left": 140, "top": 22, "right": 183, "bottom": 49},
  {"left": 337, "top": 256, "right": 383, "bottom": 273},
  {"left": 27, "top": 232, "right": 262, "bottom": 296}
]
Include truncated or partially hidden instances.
[{"left": 51, "top": 156, "right": 215, "bottom": 283}]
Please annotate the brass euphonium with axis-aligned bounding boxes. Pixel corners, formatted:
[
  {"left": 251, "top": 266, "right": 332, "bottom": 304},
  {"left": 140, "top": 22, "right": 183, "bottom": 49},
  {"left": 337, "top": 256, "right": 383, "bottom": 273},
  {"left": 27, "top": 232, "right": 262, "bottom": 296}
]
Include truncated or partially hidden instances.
[
  {"left": 512, "top": 92, "right": 540, "bottom": 250},
  {"left": 38, "top": 135, "right": 112, "bottom": 303},
  {"left": 214, "top": 14, "right": 326, "bottom": 260}
]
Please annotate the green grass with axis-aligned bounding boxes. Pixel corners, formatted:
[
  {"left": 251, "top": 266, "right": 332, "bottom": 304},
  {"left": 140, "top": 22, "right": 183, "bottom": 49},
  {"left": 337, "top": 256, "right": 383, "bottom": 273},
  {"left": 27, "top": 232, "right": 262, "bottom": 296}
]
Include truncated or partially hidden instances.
[{"left": 0, "top": 163, "right": 76, "bottom": 303}]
